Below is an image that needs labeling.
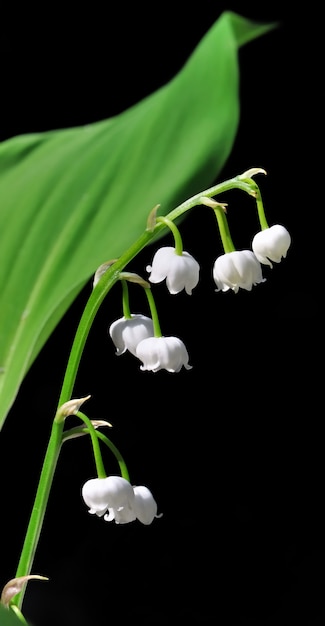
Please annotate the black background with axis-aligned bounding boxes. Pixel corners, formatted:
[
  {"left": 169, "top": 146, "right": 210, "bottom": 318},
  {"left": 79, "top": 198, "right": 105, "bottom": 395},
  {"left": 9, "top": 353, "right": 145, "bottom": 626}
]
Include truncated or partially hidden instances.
[{"left": 0, "top": 2, "right": 322, "bottom": 625}]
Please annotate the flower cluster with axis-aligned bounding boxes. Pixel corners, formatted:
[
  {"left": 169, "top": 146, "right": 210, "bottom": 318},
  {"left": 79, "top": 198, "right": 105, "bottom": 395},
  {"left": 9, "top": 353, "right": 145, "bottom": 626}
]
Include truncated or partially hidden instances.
[
  {"left": 109, "top": 314, "right": 191, "bottom": 373},
  {"left": 107, "top": 173, "right": 291, "bottom": 373},
  {"left": 211, "top": 224, "right": 290, "bottom": 291},
  {"left": 82, "top": 475, "right": 159, "bottom": 525},
  {"left": 146, "top": 208, "right": 291, "bottom": 298},
  {"left": 145, "top": 227, "right": 290, "bottom": 296}
]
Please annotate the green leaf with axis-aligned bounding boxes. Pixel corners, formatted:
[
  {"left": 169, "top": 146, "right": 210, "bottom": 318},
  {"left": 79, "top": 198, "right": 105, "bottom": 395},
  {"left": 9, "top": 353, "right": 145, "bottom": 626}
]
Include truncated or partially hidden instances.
[
  {"left": 0, "top": 12, "right": 276, "bottom": 429},
  {"left": 0, "top": 604, "right": 30, "bottom": 626}
]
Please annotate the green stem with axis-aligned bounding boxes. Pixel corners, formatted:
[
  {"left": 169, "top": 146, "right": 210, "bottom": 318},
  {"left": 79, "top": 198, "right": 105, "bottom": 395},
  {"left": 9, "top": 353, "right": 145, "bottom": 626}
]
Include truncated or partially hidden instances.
[
  {"left": 121, "top": 279, "right": 132, "bottom": 319},
  {"left": 213, "top": 206, "right": 236, "bottom": 253},
  {"left": 144, "top": 287, "right": 162, "bottom": 337},
  {"left": 96, "top": 431, "right": 130, "bottom": 482},
  {"left": 11, "top": 172, "right": 260, "bottom": 610},
  {"left": 156, "top": 216, "right": 183, "bottom": 254},
  {"left": 254, "top": 183, "right": 269, "bottom": 230},
  {"left": 62, "top": 426, "right": 130, "bottom": 481},
  {"left": 76, "top": 412, "right": 106, "bottom": 478},
  {"left": 12, "top": 419, "right": 63, "bottom": 608},
  {"left": 165, "top": 177, "right": 254, "bottom": 223},
  {"left": 12, "top": 235, "right": 153, "bottom": 609},
  {"left": 10, "top": 605, "right": 29, "bottom": 624}
]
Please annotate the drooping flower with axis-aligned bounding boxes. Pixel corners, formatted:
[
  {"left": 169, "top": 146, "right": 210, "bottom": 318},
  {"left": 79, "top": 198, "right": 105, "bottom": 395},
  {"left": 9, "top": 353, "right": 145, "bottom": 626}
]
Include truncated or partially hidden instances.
[
  {"left": 133, "top": 485, "right": 159, "bottom": 525},
  {"left": 213, "top": 250, "right": 265, "bottom": 293},
  {"left": 146, "top": 246, "right": 200, "bottom": 295},
  {"left": 82, "top": 476, "right": 135, "bottom": 517},
  {"left": 109, "top": 314, "right": 154, "bottom": 357},
  {"left": 252, "top": 224, "right": 291, "bottom": 267},
  {"left": 104, "top": 485, "right": 160, "bottom": 525},
  {"left": 82, "top": 478, "right": 160, "bottom": 525},
  {"left": 136, "top": 336, "right": 192, "bottom": 373}
]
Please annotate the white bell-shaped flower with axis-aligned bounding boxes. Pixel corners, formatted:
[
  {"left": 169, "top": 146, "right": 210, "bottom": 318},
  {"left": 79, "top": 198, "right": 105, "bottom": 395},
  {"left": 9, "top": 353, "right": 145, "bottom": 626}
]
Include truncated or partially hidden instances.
[
  {"left": 146, "top": 246, "right": 200, "bottom": 295},
  {"left": 252, "top": 224, "right": 291, "bottom": 267},
  {"left": 82, "top": 476, "right": 135, "bottom": 517},
  {"left": 213, "top": 250, "right": 265, "bottom": 293},
  {"left": 136, "top": 336, "right": 192, "bottom": 373},
  {"left": 103, "top": 485, "right": 159, "bottom": 525},
  {"left": 133, "top": 485, "right": 159, "bottom": 525},
  {"left": 109, "top": 314, "right": 154, "bottom": 357}
]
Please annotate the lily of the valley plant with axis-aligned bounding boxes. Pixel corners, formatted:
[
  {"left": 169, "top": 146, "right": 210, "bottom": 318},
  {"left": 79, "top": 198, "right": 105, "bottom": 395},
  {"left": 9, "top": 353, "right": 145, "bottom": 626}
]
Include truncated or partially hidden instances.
[
  {"left": 0, "top": 165, "right": 290, "bottom": 623},
  {"left": 0, "top": 12, "right": 284, "bottom": 626}
]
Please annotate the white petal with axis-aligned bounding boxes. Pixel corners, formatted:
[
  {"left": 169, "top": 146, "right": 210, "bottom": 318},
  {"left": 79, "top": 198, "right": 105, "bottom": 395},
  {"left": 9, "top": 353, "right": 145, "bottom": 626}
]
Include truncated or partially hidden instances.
[
  {"left": 82, "top": 476, "right": 134, "bottom": 516},
  {"left": 82, "top": 478, "right": 112, "bottom": 514},
  {"left": 147, "top": 247, "right": 200, "bottom": 295},
  {"left": 136, "top": 337, "right": 162, "bottom": 371},
  {"left": 213, "top": 251, "right": 264, "bottom": 293},
  {"left": 165, "top": 252, "right": 200, "bottom": 295},
  {"left": 108, "top": 317, "right": 129, "bottom": 355},
  {"left": 133, "top": 486, "right": 158, "bottom": 525},
  {"left": 136, "top": 336, "right": 192, "bottom": 373},
  {"left": 252, "top": 225, "right": 291, "bottom": 267},
  {"left": 146, "top": 247, "right": 175, "bottom": 283},
  {"left": 109, "top": 315, "right": 154, "bottom": 357},
  {"left": 103, "top": 476, "right": 135, "bottom": 509}
]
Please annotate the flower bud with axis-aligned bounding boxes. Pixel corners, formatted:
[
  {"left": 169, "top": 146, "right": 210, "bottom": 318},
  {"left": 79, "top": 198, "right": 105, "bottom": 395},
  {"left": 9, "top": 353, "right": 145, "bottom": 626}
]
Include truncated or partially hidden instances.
[{"left": 55, "top": 395, "right": 91, "bottom": 423}]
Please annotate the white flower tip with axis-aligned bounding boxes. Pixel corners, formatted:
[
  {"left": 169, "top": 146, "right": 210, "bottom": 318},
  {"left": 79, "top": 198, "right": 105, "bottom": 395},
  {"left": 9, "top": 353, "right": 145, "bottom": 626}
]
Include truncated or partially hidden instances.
[
  {"left": 200, "top": 196, "right": 227, "bottom": 212},
  {"left": 239, "top": 167, "right": 267, "bottom": 179},
  {"left": 1, "top": 575, "right": 49, "bottom": 608},
  {"left": 55, "top": 395, "right": 91, "bottom": 422},
  {"left": 91, "top": 419, "right": 113, "bottom": 429}
]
